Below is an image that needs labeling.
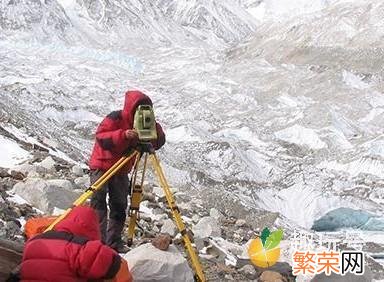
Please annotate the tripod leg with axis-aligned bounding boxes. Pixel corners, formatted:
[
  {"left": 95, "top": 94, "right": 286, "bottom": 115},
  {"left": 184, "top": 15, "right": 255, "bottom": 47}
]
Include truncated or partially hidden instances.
[
  {"left": 150, "top": 153, "right": 206, "bottom": 282},
  {"left": 127, "top": 154, "right": 148, "bottom": 246},
  {"left": 45, "top": 150, "right": 139, "bottom": 231},
  {"left": 126, "top": 184, "right": 142, "bottom": 246}
]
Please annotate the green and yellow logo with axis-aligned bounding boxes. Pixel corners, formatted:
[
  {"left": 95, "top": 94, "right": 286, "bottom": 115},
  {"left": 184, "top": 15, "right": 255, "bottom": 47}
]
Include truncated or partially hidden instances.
[{"left": 248, "top": 227, "right": 283, "bottom": 268}]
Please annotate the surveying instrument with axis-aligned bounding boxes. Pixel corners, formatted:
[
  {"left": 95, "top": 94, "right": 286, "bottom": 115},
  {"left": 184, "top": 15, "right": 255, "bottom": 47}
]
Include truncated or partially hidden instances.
[{"left": 45, "top": 105, "right": 206, "bottom": 282}]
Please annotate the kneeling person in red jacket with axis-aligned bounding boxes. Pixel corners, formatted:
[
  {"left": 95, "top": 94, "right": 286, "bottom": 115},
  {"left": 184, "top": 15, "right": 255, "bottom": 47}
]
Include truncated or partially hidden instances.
[{"left": 20, "top": 206, "right": 132, "bottom": 282}]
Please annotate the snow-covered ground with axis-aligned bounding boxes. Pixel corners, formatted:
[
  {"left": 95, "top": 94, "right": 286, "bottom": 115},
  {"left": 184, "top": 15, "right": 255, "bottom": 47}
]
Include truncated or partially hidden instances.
[
  {"left": 0, "top": 135, "right": 31, "bottom": 168},
  {"left": 1, "top": 0, "right": 384, "bottom": 272}
]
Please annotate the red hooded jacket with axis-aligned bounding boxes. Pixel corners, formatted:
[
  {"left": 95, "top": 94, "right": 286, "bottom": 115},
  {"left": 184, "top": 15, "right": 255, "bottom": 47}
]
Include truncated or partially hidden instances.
[
  {"left": 89, "top": 90, "right": 165, "bottom": 173},
  {"left": 20, "top": 206, "right": 122, "bottom": 282}
]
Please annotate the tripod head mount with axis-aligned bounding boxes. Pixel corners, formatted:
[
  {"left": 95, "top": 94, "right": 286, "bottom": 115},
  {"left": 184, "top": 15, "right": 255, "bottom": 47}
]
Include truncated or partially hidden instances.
[{"left": 136, "top": 142, "right": 155, "bottom": 154}]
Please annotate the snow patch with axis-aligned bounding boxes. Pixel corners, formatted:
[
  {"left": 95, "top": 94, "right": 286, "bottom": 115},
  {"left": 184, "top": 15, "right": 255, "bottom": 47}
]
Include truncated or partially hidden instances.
[
  {"left": 257, "top": 184, "right": 336, "bottom": 229},
  {"left": 257, "top": 183, "right": 375, "bottom": 229},
  {"left": 7, "top": 192, "right": 29, "bottom": 205},
  {"left": 319, "top": 157, "right": 384, "bottom": 178},
  {"left": 0, "top": 135, "right": 31, "bottom": 168},
  {"left": 320, "top": 127, "right": 353, "bottom": 150},
  {"left": 1, "top": 123, "right": 77, "bottom": 165},
  {"left": 0, "top": 75, "right": 44, "bottom": 85},
  {"left": 247, "top": 2, "right": 266, "bottom": 21},
  {"left": 360, "top": 108, "right": 384, "bottom": 123},
  {"left": 342, "top": 70, "right": 370, "bottom": 90},
  {"left": 166, "top": 126, "right": 201, "bottom": 143},
  {"left": 275, "top": 124, "right": 327, "bottom": 150},
  {"left": 262, "top": 0, "right": 333, "bottom": 21},
  {"left": 366, "top": 140, "right": 384, "bottom": 158},
  {"left": 214, "top": 127, "right": 267, "bottom": 147},
  {"left": 40, "top": 107, "right": 102, "bottom": 124}
]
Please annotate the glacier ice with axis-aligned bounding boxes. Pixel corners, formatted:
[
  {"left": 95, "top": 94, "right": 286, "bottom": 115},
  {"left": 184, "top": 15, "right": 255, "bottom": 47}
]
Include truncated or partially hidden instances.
[{"left": 312, "top": 207, "right": 384, "bottom": 232}]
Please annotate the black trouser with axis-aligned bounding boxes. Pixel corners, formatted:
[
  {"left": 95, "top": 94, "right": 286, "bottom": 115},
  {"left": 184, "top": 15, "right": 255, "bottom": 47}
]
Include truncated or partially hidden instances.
[{"left": 90, "top": 169, "right": 130, "bottom": 247}]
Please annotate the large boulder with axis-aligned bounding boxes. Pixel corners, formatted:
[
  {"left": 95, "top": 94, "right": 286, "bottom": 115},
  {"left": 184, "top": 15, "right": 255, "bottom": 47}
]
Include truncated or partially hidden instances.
[
  {"left": 12, "top": 178, "right": 79, "bottom": 213},
  {"left": 123, "top": 243, "right": 194, "bottom": 282}
]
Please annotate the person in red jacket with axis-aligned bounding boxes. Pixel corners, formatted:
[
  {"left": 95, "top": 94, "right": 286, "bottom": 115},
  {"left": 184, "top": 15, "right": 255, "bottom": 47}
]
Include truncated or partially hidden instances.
[
  {"left": 20, "top": 206, "right": 132, "bottom": 282},
  {"left": 89, "top": 90, "right": 165, "bottom": 253}
]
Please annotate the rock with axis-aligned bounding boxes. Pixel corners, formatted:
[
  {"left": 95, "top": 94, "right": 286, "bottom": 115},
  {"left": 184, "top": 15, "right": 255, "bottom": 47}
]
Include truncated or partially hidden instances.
[
  {"left": 0, "top": 238, "right": 23, "bottom": 281},
  {"left": 123, "top": 243, "right": 194, "bottom": 282},
  {"left": 224, "top": 274, "right": 234, "bottom": 280},
  {"left": 142, "top": 182, "right": 153, "bottom": 193},
  {"left": 5, "top": 220, "right": 21, "bottom": 238},
  {"left": 142, "top": 192, "right": 156, "bottom": 203},
  {"left": 10, "top": 171, "right": 25, "bottom": 181},
  {"left": 161, "top": 219, "right": 177, "bottom": 237},
  {"left": 151, "top": 233, "right": 172, "bottom": 251},
  {"left": 239, "top": 264, "right": 257, "bottom": 278},
  {"left": 152, "top": 187, "right": 165, "bottom": 198},
  {"left": 143, "top": 230, "right": 157, "bottom": 238},
  {"left": 259, "top": 270, "right": 286, "bottom": 282},
  {"left": 12, "top": 179, "right": 79, "bottom": 213},
  {"left": 210, "top": 208, "right": 223, "bottom": 220},
  {"left": 140, "top": 214, "right": 152, "bottom": 223},
  {"left": 365, "top": 254, "right": 384, "bottom": 280},
  {"left": 192, "top": 214, "right": 200, "bottom": 223},
  {"left": 17, "top": 204, "right": 34, "bottom": 217},
  {"left": 27, "top": 171, "right": 41, "bottom": 178},
  {"left": 0, "top": 178, "right": 16, "bottom": 192},
  {"left": 40, "top": 156, "right": 56, "bottom": 171},
  {"left": 0, "top": 168, "right": 10, "bottom": 178},
  {"left": 178, "top": 202, "right": 193, "bottom": 214},
  {"left": 152, "top": 208, "right": 165, "bottom": 215},
  {"left": 74, "top": 175, "right": 90, "bottom": 188},
  {"left": 264, "top": 262, "right": 294, "bottom": 280},
  {"left": 71, "top": 165, "right": 84, "bottom": 177},
  {"left": 10, "top": 206, "right": 22, "bottom": 218},
  {"left": 11, "top": 164, "right": 34, "bottom": 176},
  {"left": 311, "top": 265, "right": 373, "bottom": 282},
  {"left": 153, "top": 225, "right": 160, "bottom": 233},
  {"left": 174, "top": 192, "right": 192, "bottom": 203},
  {"left": 147, "top": 202, "right": 160, "bottom": 209},
  {"left": 233, "top": 231, "right": 244, "bottom": 243},
  {"left": 46, "top": 179, "right": 73, "bottom": 190},
  {"left": 192, "top": 216, "right": 221, "bottom": 239},
  {"left": 235, "top": 219, "right": 247, "bottom": 227},
  {"left": 206, "top": 237, "right": 244, "bottom": 266},
  {"left": 0, "top": 222, "right": 6, "bottom": 238},
  {"left": 0, "top": 204, "right": 20, "bottom": 221}
]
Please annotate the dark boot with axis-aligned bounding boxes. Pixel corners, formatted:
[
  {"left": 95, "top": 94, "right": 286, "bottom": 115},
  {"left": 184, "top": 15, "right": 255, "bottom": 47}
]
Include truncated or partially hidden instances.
[{"left": 107, "top": 219, "right": 129, "bottom": 253}]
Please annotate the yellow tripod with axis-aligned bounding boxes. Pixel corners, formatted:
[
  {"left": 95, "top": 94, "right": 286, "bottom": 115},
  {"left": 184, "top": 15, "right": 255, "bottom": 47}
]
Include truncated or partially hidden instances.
[{"left": 45, "top": 147, "right": 206, "bottom": 282}]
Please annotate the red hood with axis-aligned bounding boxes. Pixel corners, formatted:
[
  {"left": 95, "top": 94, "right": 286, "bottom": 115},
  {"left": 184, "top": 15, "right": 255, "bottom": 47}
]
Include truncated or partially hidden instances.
[
  {"left": 54, "top": 206, "right": 100, "bottom": 241},
  {"left": 122, "top": 90, "right": 152, "bottom": 125}
]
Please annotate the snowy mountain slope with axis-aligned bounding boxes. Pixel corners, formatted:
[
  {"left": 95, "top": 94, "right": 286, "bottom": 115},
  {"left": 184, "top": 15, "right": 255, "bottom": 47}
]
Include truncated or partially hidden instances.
[
  {"left": 1, "top": 0, "right": 384, "bottom": 266},
  {"left": 0, "top": 0, "right": 74, "bottom": 41},
  {"left": 155, "top": 0, "right": 258, "bottom": 43},
  {"left": 0, "top": 0, "right": 258, "bottom": 48},
  {"left": 233, "top": 0, "right": 384, "bottom": 72}
]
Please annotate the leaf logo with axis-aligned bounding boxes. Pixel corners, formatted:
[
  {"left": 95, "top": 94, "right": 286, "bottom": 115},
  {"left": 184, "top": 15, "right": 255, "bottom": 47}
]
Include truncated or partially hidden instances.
[{"left": 248, "top": 227, "right": 283, "bottom": 268}]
